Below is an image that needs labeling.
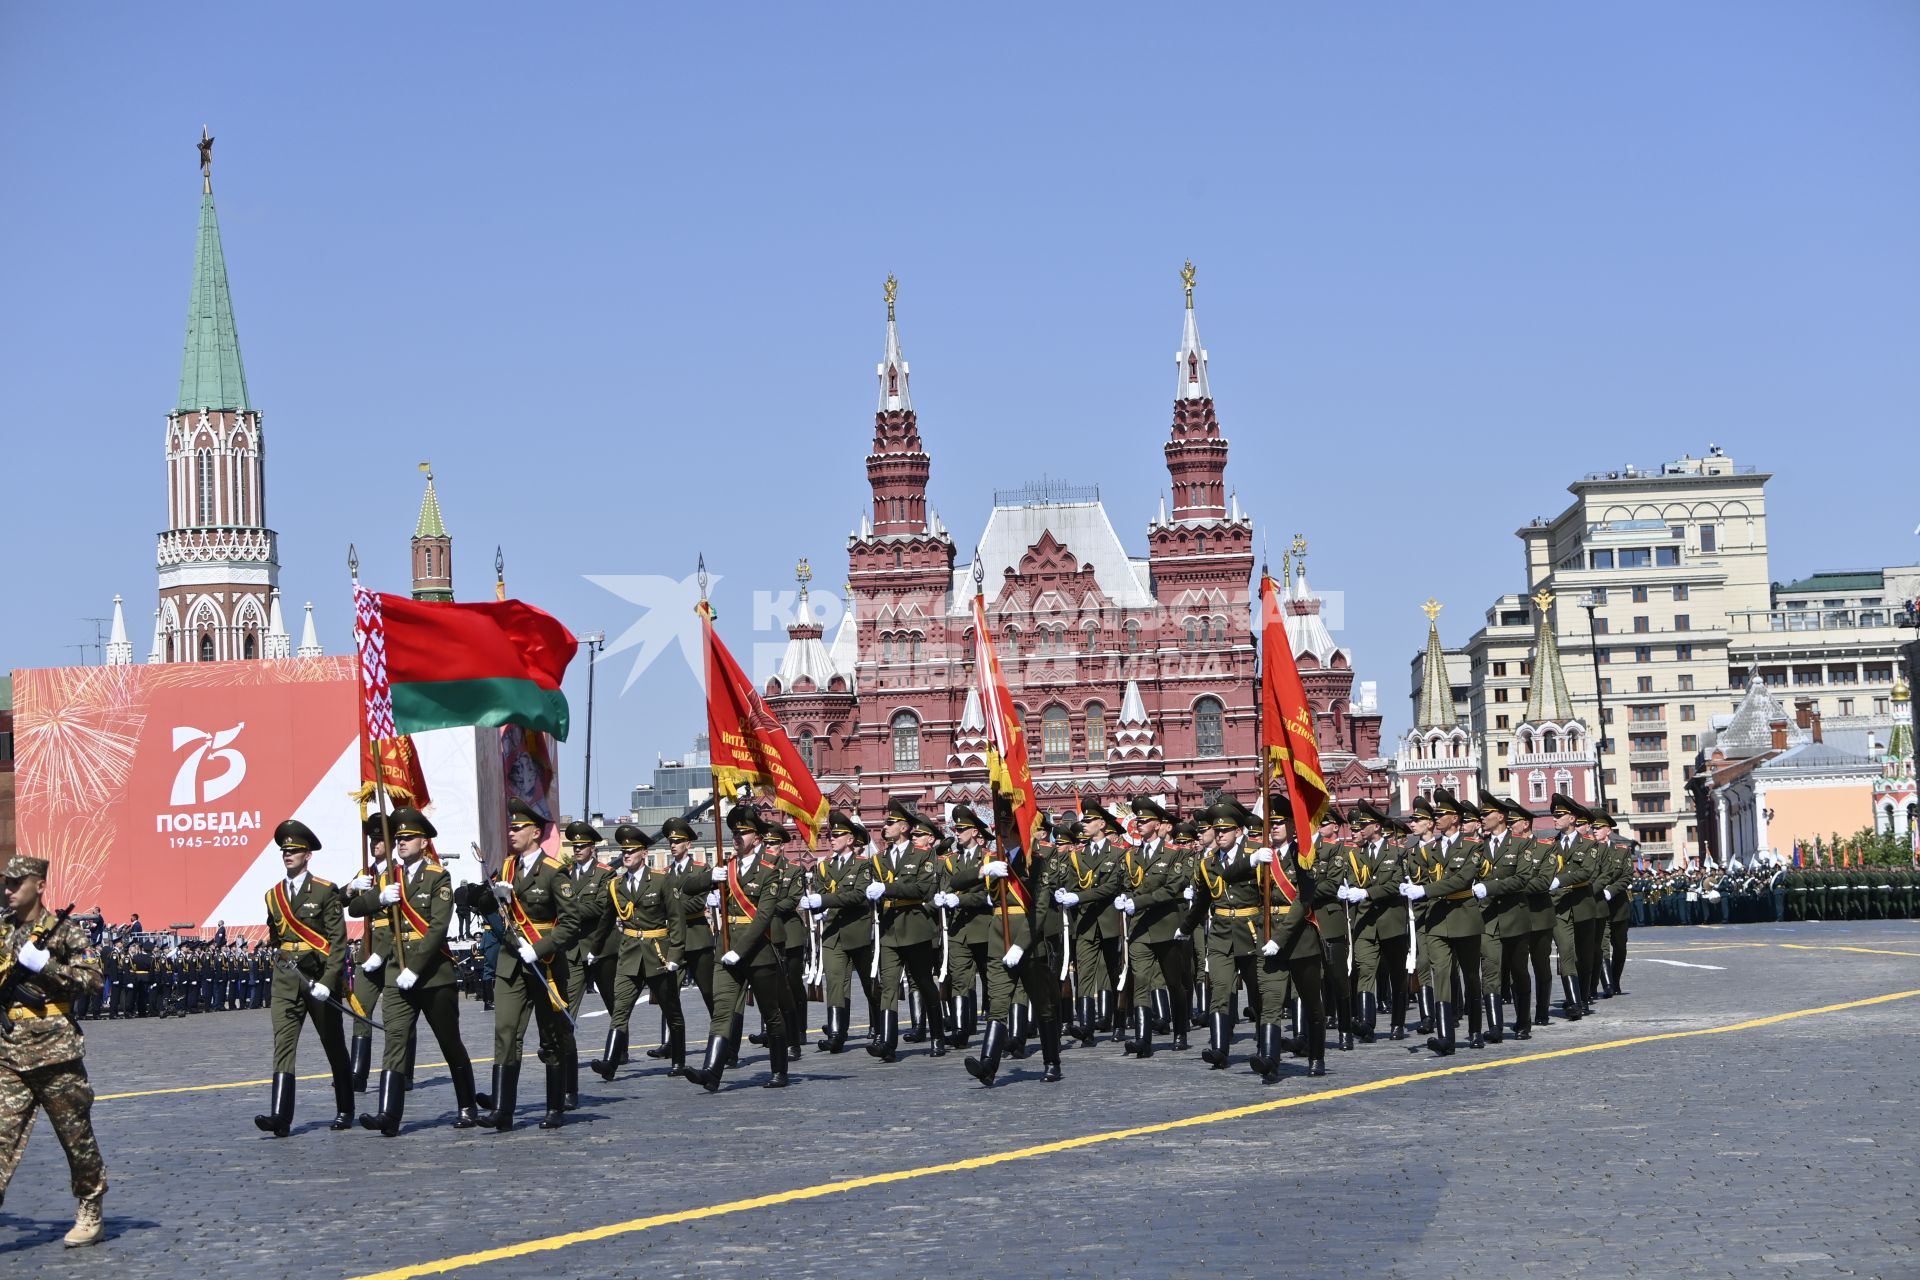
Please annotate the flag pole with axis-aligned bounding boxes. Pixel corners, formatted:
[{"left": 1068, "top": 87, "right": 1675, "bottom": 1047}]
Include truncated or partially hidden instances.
[
  {"left": 350, "top": 544, "right": 401, "bottom": 970},
  {"left": 1259, "top": 570, "right": 1274, "bottom": 945},
  {"left": 698, "top": 554, "right": 732, "bottom": 955}
]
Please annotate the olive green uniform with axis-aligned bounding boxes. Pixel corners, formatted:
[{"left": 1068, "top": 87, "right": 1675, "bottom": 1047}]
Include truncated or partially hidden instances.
[
  {"left": 263, "top": 872, "right": 353, "bottom": 1113},
  {"left": 678, "top": 852, "right": 796, "bottom": 1088},
  {"left": 1350, "top": 834, "right": 1410, "bottom": 1038},
  {"left": 866, "top": 839, "right": 946, "bottom": 1058},
  {"left": 485, "top": 851, "right": 582, "bottom": 1127},
  {"left": 594, "top": 864, "right": 685, "bottom": 1076},
  {"left": 811, "top": 849, "right": 876, "bottom": 1050}
]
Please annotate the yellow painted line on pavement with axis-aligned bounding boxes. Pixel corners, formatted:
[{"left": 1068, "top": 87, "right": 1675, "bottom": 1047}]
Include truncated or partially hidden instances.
[
  {"left": 349, "top": 988, "right": 1920, "bottom": 1280},
  {"left": 1776, "top": 943, "right": 1920, "bottom": 959},
  {"left": 1629, "top": 942, "right": 1771, "bottom": 954}
]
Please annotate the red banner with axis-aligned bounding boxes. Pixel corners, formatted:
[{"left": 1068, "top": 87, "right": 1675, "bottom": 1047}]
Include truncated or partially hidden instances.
[
  {"left": 972, "top": 592, "right": 1038, "bottom": 904},
  {"left": 701, "top": 602, "right": 827, "bottom": 846},
  {"left": 1259, "top": 573, "right": 1330, "bottom": 866}
]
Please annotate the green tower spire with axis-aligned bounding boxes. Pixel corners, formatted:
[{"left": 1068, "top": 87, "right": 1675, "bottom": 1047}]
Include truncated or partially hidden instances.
[
  {"left": 176, "top": 131, "right": 250, "bottom": 414},
  {"left": 1523, "top": 590, "right": 1576, "bottom": 723},
  {"left": 1415, "top": 598, "right": 1458, "bottom": 730}
]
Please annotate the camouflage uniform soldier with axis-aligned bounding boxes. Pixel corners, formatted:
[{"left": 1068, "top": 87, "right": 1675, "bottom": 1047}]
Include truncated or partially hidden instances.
[{"left": 0, "top": 854, "right": 107, "bottom": 1247}]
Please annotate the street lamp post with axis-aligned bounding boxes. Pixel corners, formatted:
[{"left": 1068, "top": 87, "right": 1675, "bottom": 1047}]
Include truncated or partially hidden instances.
[
  {"left": 1580, "top": 593, "right": 1611, "bottom": 816},
  {"left": 581, "top": 630, "right": 606, "bottom": 819}
]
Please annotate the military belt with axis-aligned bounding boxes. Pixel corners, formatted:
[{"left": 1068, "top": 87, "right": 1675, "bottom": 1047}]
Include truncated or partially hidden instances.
[
  {"left": 277, "top": 941, "right": 323, "bottom": 952},
  {"left": 371, "top": 919, "right": 392, "bottom": 928},
  {"left": 9, "top": 1001, "right": 69, "bottom": 1019},
  {"left": 725, "top": 914, "right": 754, "bottom": 925},
  {"left": 1443, "top": 890, "right": 1475, "bottom": 901},
  {"left": 622, "top": 926, "right": 669, "bottom": 939},
  {"left": 884, "top": 898, "right": 925, "bottom": 908},
  {"left": 1214, "top": 906, "right": 1261, "bottom": 918}
]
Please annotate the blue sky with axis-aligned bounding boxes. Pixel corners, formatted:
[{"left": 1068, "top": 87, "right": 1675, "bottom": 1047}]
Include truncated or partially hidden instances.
[{"left": 3, "top": 4, "right": 1916, "bottom": 814}]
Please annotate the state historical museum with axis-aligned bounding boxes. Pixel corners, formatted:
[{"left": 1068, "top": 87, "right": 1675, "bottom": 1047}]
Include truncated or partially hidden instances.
[{"left": 765, "top": 269, "right": 1386, "bottom": 822}]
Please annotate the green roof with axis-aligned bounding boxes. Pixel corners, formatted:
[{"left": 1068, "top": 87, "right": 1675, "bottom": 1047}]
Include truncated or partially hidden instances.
[
  {"left": 415, "top": 475, "right": 448, "bottom": 539},
  {"left": 176, "top": 190, "right": 251, "bottom": 413},
  {"left": 1775, "top": 571, "right": 1882, "bottom": 595}
]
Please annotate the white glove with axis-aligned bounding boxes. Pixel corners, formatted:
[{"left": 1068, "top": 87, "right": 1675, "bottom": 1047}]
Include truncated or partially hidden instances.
[
  {"left": 1174, "top": 928, "right": 1188, "bottom": 940},
  {"left": 801, "top": 893, "right": 823, "bottom": 910},
  {"left": 1603, "top": 889, "right": 1613, "bottom": 901},
  {"left": 379, "top": 883, "right": 403, "bottom": 905},
  {"left": 1549, "top": 877, "right": 1562, "bottom": 892},
  {"left": 1182, "top": 885, "right": 1195, "bottom": 901},
  {"left": 1471, "top": 882, "right": 1488, "bottom": 900},
  {"left": 1402, "top": 884, "right": 1427, "bottom": 901},
  {"left": 1348, "top": 886, "right": 1369, "bottom": 903},
  {"left": 1250, "top": 849, "right": 1274, "bottom": 865},
  {"left": 982, "top": 860, "right": 1009, "bottom": 879},
  {"left": 1261, "top": 939, "right": 1280, "bottom": 957},
  {"left": 491, "top": 881, "right": 513, "bottom": 903},
  {"left": 396, "top": 970, "right": 418, "bottom": 991},
  {"left": 585, "top": 953, "right": 596, "bottom": 966},
  {"left": 516, "top": 940, "right": 538, "bottom": 965},
  {"left": 347, "top": 874, "right": 374, "bottom": 894},
  {"left": 361, "top": 952, "right": 384, "bottom": 974},
  {"left": 1115, "top": 894, "right": 1136, "bottom": 915},
  {"left": 1054, "top": 889, "right": 1080, "bottom": 907},
  {"left": 704, "top": 890, "right": 721, "bottom": 908},
  {"left": 720, "top": 949, "right": 741, "bottom": 966},
  {"left": 307, "top": 982, "right": 330, "bottom": 1002},
  {"left": 864, "top": 881, "right": 887, "bottom": 901},
  {"left": 666, "top": 960, "right": 680, "bottom": 972},
  {"left": 944, "top": 891, "right": 962, "bottom": 908},
  {"left": 17, "top": 941, "right": 49, "bottom": 973},
  {"left": 1002, "top": 943, "right": 1024, "bottom": 969}
]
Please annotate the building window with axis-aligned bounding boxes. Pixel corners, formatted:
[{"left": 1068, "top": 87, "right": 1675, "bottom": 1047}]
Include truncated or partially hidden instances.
[
  {"left": 243, "top": 631, "right": 257, "bottom": 660},
  {"left": 1678, "top": 674, "right": 1694, "bottom": 691},
  {"left": 1493, "top": 662, "right": 1508, "bottom": 677},
  {"left": 1083, "top": 622, "right": 1099, "bottom": 653},
  {"left": 1635, "top": 646, "right": 1651, "bottom": 663},
  {"left": 1124, "top": 621, "right": 1140, "bottom": 652},
  {"left": 1700, "top": 525, "right": 1716, "bottom": 552},
  {"left": 1619, "top": 548, "right": 1652, "bottom": 569},
  {"left": 1598, "top": 678, "right": 1612, "bottom": 694},
  {"left": 891, "top": 712, "right": 921, "bottom": 771},
  {"left": 1673, "top": 585, "right": 1689, "bottom": 601},
  {"left": 1042, "top": 706, "right": 1071, "bottom": 764},
  {"left": 1636, "top": 677, "right": 1653, "bottom": 693},
  {"left": 1669, "top": 526, "right": 1685, "bottom": 543},
  {"left": 1593, "top": 617, "right": 1610, "bottom": 634},
  {"left": 1630, "top": 704, "right": 1665, "bottom": 723},
  {"left": 1085, "top": 704, "right": 1106, "bottom": 757},
  {"left": 1529, "top": 771, "right": 1547, "bottom": 803},
  {"left": 1497, "top": 741, "right": 1508, "bottom": 757},
  {"left": 1675, "top": 643, "right": 1693, "bottom": 661},
  {"left": 196, "top": 449, "right": 214, "bottom": 524},
  {"left": 1674, "top": 614, "right": 1690, "bottom": 632},
  {"left": 1590, "top": 550, "right": 1614, "bottom": 570},
  {"left": 1194, "top": 697, "right": 1224, "bottom": 757},
  {"left": 1678, "top": 704, "right": 1695, "bottom": 722},
  {"left": 1495, "top": 714, "right": 1510, "bottom": 730},
  {"left": 796, "top": 730, "right": 815, "bottom": 774},
  {"left": 1185, "top": 620, "right": 1199, "bottom": 647},
  {"left": 1655, "top": 546, "right": 1680, "bottom": 567},
  {"left": 1494, "top": 687, "right": 1509, "bottom": 703},
  {"left": 198, "top": 634, "right": 215, "bottom": 662},
  {"left": 892, "top": 548, "right": 904, "bottom": 570},
  {"left": 1632, "top": 586, "right": 1649, "bottom": 604},
  {"left": 1681, "top": 734, "right": 1698, "bottom": 751},
  {"left": 1633, "top": 616, "right": 1650, "bottom": 633},
  {"left": 1838, "top": 697, "right": 1854, "bottom": 716},
  {"left": 1596, "top": 649, "right": 1611, "bottom": 665}
]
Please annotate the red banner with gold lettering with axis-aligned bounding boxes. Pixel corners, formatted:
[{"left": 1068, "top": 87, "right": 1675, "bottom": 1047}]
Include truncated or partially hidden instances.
[
  {"left": 1259, "top": 572, "right": 1330, "bottom": 865},
  {"left": 700, "top": 602, "right": 827, "bottom": 847}
]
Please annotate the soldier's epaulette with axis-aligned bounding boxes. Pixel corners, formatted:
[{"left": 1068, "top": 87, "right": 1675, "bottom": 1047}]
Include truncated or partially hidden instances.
[
  {"left": 311, "top": 876, "right": 335, "bottom": 889},
  {"left": 543, "top": 855, "right": 569, "bottom": 871}
]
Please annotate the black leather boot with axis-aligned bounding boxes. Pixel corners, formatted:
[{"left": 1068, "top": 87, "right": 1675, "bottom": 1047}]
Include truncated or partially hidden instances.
[
  {"left": 965, "top": 1020, "right": 1007, "bottom": 1086},
  {"left": 357, "top": 1070, "right": 390, "bottom": 1132},
  {"left": 903, "top": 988, "right": 927, "bottom": 1042},
  {"left": 1038, "top": 1018, "right": 1064, "bottom": 1083},
  {"left": 1306, "top": 1011, "right": 1327, "bottom": 1077},
  {"left": 927, "top": 994, "right": 949, "bottom": 1058},
  {"left": 1467, "top": 994, "right": 1485, "bottom": 1049},
  {"left": 254, "top": 1072, "right": 294, "bottom": 1137},
  {"left": 1359, "top": 992, "right": 1377, "bottom": 1043},
  {"left": 1485, "top": 996, "right": 1504, "bottom": 1045},
  {"left": 817, "top": 1005, "right": 843, "bottom": 1053},
  {"left": 666, "top": 1024, "right": 688, "bottom": 1077},
  {"left": 591, "top": 1027, "right": 627, "bottom": 1082},
  {"left": 449, "top": 1061, "right": 481, "bottom": 1129},
  {"left": 686, "top": 1034, "right": 728, "bottom": 1093},
  {"left": 867, "top": 1009, "right": 899, "bottom": 1062},
  {"left": 1426, "top": 1003, "right": 1456, "bottom": 1056},
  {"left": 331, "top": 1073, "right": 355, "bottom": 1130},
  {"left": 1073, "top": 996, "right": 1096, "bottom": 1046},
  {"left": 1609, "top": 958, "right": 1627, "bottom": 997},
  {"left": 1201, "top": 1012, "right": 1232, "bottom": 1069},
  {"left": 1133, "top": 1005, "right": 1154, "bottom": 1059},
  {"left": 1415, "top": 989, "right": 1435, "bottom": 1035},
  {"left": 647, "top": 1010, "right": 672, "bottom": 1058},
  {"left": 764, "top": 1038, "right": 789, "bottom": 1088},
  {"left": 1008, "top": 1002, "right": 1031, "bottom": 1058},
  {"left": 1561, "top": 975, "right": 1583, "bottom": 1021},
  {"left": 349, "top": 1034, "right": 372, "bottom": 1092},
  {"left": 360, "top": 1070, "right": 404, "bottom": 1136},
  {"left": 563, "top": 1051, "right": 580, "bottom": 1110},
  {"left": 538, "top": 1064, "right": 566, "bottom": 1129},
  {"left": 1256, "top": 1025, "right": 1282, "bottom": 1085},
  {"left": 479, "top": 1064, "right": 519, "bottom": 1131}
]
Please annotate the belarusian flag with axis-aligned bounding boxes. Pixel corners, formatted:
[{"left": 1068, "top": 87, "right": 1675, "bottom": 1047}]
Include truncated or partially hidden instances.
[{"left": 354, "top": 586, "right": 578, "bottom": 741}]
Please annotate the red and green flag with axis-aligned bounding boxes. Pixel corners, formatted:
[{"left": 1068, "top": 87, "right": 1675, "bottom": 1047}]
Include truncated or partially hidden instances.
[{"left": 354, "top": 586, "right": 578, "bottom": 742}]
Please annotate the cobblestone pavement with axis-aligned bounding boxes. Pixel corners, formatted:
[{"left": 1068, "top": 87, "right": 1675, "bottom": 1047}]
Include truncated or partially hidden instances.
[{"left": 3, "top": 919, "right": 1915, "bottom": 1278}]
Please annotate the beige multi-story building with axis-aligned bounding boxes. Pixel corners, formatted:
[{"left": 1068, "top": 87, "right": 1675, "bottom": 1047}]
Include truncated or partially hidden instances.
[{"left": 1415, "top": 446, "right": 1914, "bottom": 861}]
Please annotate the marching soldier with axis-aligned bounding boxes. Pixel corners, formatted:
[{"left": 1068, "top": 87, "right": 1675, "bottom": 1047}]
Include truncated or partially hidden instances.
[
  {"left": 1342, "top": 801, "right": 1407, "bottom": 1041},
  {"left": 1404, "top": 798, "right": 1440, "bottom": 1036},
  {"left": 343, "top": 813, "right": 397, "bottom": 1092},
  {"left": 1059, "top": 806, "right": 1124, "bottom": 1045},
  {"left": 1185, "top": 799, "right": 1267, "bottom": 1070},
  {"left": 1400, "top": 788, "right": 1489, "bottom": 1056},
  {"left": 863, "top": 803, "right": 949, "bottom": 1061},
  {"left": 0, "top": 854, "right": 108, "bottom": 1246},
  {"left": 351, "top": 808, "right": 482, "bottom": 1136},
  {"left": 1247, "top": 795, "right": 1326, "bottom": 1082},
  {"left": 590, "top": 824, "right": 685, "bottom": 1080},
  {"left": 934, "top": 805, "right": 993, "bottom": 1049},
  {"left": 801, "top": 810, "right": 877, "bottom": 1052},
  {"left": 678, "top": 805, "right": 797, "bottom": 1091},
  {"left": 957, "top": 795, "right": 1067, "bottom": 1085},
  {"left": 254, "top": 820, "right": 355, "bottom": 1137},
  {"left": 562, "top": 822, "right": 618, "bottom": 1092},
  {"left": 1114, "top": 796, "right": 1187, "bottom": 1058},
  {"left": 1311, "top": 804, "right": 1356, "bottom": 1052},
  {"left": 475, "top": 798, "right": 582, "bottom": 1131},
  {"left": 756, "top": 821, "right": 809, "bottom": 1061},
  {"left": 655, "top": 817, "right": 714, "bottom": 1059},
  {"left": 1546, "top": 794, "right": 1602, "bottom": 1019},
  {"left": 1081, "top": 804, "right": 1130, "bottom": 1041},
  {"left": 1592, "top": 810, "right": 1635, "bottom": 997},
  {"left": 1477, "top": 796, "right": 1534, "bottom": 1042}
]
